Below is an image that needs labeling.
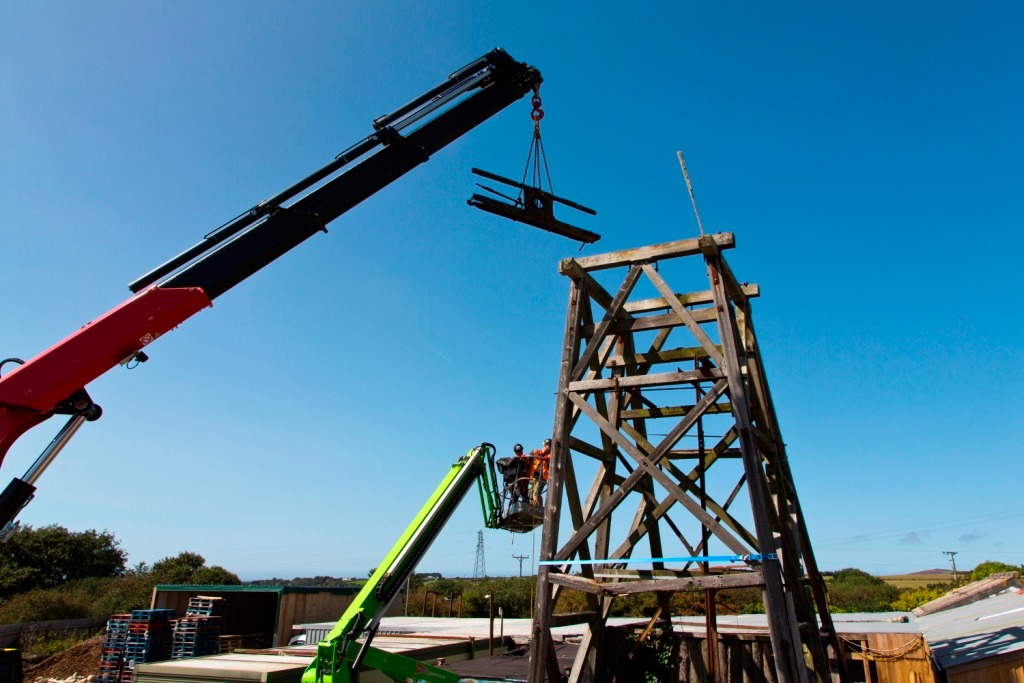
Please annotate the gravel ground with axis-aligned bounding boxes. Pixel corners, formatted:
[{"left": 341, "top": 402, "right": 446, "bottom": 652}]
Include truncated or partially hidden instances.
[{"left": 24, "top": 635, "right": 103, "bottom": 682}]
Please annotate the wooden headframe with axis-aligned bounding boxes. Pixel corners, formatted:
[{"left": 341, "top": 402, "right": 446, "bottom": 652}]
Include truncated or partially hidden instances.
[{"left": 527, "top": 234, "right": 845, "bottom": 683}]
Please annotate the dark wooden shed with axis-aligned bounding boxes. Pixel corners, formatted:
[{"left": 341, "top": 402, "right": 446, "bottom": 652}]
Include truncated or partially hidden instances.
[{"left": 150, "top": 585, "right": 396, "bottom": 647}]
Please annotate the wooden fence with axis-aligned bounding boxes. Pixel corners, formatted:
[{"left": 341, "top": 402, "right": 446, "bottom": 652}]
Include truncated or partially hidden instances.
[{"left": 0, "top": 617, "right": 108, "bottom": 647}]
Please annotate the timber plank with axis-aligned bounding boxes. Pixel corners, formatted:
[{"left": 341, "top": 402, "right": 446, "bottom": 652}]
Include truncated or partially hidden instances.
[
  {"left": 622, "top": 284, "right": 760, "bottom": 315},
  {"left": 600, "top": 572, "right": 766, "bottom": 595},
  {"left": 606, "top": 344, "right": 719, "bottom": 368},
  {"left": 546, "top": 573, "right": 604, "bottom": 595},
  {"left": 569, "top": 367, "right": 725, "bottom": 392},
  {"left": 561, "top": 232, "right": 735, "bottom": 272},
  {"left": 581, "top": 308, "right": 718, "bottom": 336}
]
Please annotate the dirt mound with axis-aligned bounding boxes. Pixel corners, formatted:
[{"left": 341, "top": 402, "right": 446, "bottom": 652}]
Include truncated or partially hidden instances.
[{"left": 25, "top": 635, "right": 103, "bottom": 682}]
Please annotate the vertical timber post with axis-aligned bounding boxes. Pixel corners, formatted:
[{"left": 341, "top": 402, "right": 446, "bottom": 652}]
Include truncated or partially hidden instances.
[
  {"left": 529, "top": 276, "right": 585, "bottom": 683},
  {"left": 702, "top": 235, "right": 806, "bottom": 683}
]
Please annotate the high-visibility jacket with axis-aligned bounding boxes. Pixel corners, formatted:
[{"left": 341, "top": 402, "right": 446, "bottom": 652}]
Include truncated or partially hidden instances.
[{"left": 530, "top": 448, "right": 551, "bottom": 481}]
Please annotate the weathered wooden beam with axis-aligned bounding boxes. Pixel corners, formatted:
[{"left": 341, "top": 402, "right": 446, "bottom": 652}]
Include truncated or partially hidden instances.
[
  {"left": 561, "top": 232, "right": 735, "bottom": 273},
  {"left": 568, "top": 436, "right": 616, "bottom": 464},
  {"left": 547, "top": 572, "right": 605, "bottom": 595},
  {"left": 568, "top": 337, "right": 619, "bottom": 429},
  {"left": 643, "top": 263, "right": 726, "bottom": 367},
  {"left": 569, "top": 367, "right": 725, "bottom": 393},
  {"left": 530, "top": 278, "right": 584, "bottom": 683},
  {"left": 560, "top": 439, "right": 597, "bottom": 584},
  {"left": 581, "top": 308, "right": 718, "bottom": 336},
  {"left": 609, "top": 489, "right": 679, "bottom": 561},
  {"left": 601, "top": 572, "right": 766, "bottom": 595},
  {"left": 569, "top": 389, "right": 751, "bottom": 557},
  {"left": 666, "top": 448, "right": 742, "bottom": 459},
  {"left": 615, "top": 420, "right": 759, "bottom": 551},
  {"left": 607, "top": 345, "right": 718, "bottom": 369},
  {"left": 657, "top": 457, "right": 759, "bottom": 550},
  {"left": 552, "top": 379, "right": 731, "bottom": 563},
  {"left": 698, "top": 236, "right": 753, "bottom": 307},
  {"left": 706, "top": 247, "right": 807, "bottom": 683},
  {"left": 550, "top": 611, "right": 598, "bottom": 627},
  {"left": 622, "top": 404, "right": 734, "bottom": 421},
  {"left": 570, "top": 265, "right": 643, "bottom": 382},
  {"left": 559, "top": 259, "right": 629, "bottom": 318},
  {"left": 545, "top": 570, "right": 766, "bottom": 596},
  {"left": 593, "top": 445, "right": 697, "bottom": 562},
  {"left": 622, "top": 284, "right": 759, "bottom": 315},
  {"left": 593, "top": 568, "right": 707, "bottom": 580}
]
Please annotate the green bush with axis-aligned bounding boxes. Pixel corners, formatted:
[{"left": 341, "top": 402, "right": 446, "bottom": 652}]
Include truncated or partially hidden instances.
[
  {"left": 0, "top": 587, "right": 91, "bottom": 623},
  {"left": 626, "top": 627, "right": 677, "bottom": 683},
  {"left": 0, "top": 549, "right": 240, "bottom": 625},
  {"left": 890, "top": 584, "right": 952, "bottom": 612},
  {"left": 827, "top": 568, "right": 899, "bottom": 612},
  {"left": 970, "top": 561, "right": 1022, "bottom": 582}
]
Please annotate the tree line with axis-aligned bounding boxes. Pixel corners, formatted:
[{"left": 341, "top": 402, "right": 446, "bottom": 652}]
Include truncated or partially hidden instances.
[
  {"left": 0, "top": 524, "right": 239, "bottom": 624},
  {"left": 1, "top": 524, "right": 1020, "bottom": 626}
]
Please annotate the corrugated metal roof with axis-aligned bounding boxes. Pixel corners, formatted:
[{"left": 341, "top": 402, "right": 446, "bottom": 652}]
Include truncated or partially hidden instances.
[
  {"left": 154, "top": 585, "right": 358, "bottom": 595},
  {"left": 143, "top": 594, "right": 1024, "bottom": 679},
  {"left": 916, "top": 588, "right": 1024, "bottom": 669},
  {"left": 670, "top": 611, "right": 920, "bottom": 636},
  {"left": 912, "top": 572, "right": 1020, "bottom": 616},
  {"left": 293, "top": 616, "right": 645, "bottom": 642}
]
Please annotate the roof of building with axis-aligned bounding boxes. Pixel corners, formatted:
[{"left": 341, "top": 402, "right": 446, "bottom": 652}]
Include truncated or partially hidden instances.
[
  {"left": 294, "top": 616, "right": 646, "bottom": 641},
  {"left": 147, "top": 575, "right": 1024, "bottom": 679},
  {"left": 912, "top": 571, "right": 1020, "bottom": 617},
  {"left": 670, "top": 611, "right": 919, "bottom": 637},
  {"left": 154, "top": 584, "right": 359, "bottom": 595},
  {"left": 916, "top": 587, "right": 1024, "bottom": 669}
]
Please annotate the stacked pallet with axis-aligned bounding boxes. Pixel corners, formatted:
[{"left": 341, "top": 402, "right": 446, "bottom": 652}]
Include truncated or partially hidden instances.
[
  {"left": 97, "top": 614, "right": 130, "bottom": 683},
  {"left": 170, "top": 616, "right": 222, "bottom": 659},
  {"left": 125, "top": 609, "right": 176, "bottom": 677},
  {"left": 98, "top": 597, "right": 230, "bottom": 680},
  {"left": 98, "top": 609, "right": 175, "bottom": 683},
  {"left": 184, "top": 596, "right": 224, "bottom": 617},
  {"left": 218, "top": 632, "right": 266, "bottom": 654},
  {"left": 170, "top": 596, "right": 225, "bottom": 659}
]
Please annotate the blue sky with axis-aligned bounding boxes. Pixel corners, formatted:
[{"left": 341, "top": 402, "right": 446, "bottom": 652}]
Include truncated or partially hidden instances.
[{"left": 2, "top": 2, "right": 1022, "bottom": 581}]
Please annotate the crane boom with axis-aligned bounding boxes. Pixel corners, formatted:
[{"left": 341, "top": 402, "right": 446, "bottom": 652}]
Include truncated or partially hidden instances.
[
  {"left": 303, "top": 443, "right": 501, "bottom": 683},
  {"left": 0, "top": 49, "right": 541, "bottom": 532}
]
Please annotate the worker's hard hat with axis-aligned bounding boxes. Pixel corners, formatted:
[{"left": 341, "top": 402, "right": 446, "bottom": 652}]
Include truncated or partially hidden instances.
[
  {"left": 543, "top": 438, "right": 552, "bottom": 446},
  {"left": 514, "top": 443, "right": 524, "bottom": 453}
]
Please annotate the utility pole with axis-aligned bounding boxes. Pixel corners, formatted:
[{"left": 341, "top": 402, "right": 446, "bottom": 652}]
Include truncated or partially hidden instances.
[
  {"left": 512, "top": 554, "right": 530, "bottom": 577},
  {"left": 944, "top": 550, "right": 959, "bottom": 585}
]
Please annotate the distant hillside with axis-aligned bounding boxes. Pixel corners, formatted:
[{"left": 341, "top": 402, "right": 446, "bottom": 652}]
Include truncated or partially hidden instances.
[{"left": 880, "top": 570, "right": 954, "bottom": 590}]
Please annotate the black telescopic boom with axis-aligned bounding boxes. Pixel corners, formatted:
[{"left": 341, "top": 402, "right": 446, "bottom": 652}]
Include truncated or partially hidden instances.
[
  {"left": 130, "top": 48, "right": 540, "bottom": 297},
  {"left": 128, "top": 129, "right": 382, "bottom": 293}
]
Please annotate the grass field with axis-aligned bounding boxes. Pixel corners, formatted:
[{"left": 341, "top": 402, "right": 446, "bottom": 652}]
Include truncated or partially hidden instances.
[{"left": 879, "top": 572, "right": 954, "bottom": 590}]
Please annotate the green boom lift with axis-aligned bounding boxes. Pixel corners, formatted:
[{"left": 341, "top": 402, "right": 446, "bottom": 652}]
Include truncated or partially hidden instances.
[{"left": 301, "top": 443, "right": 541, "bottom": 683}]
